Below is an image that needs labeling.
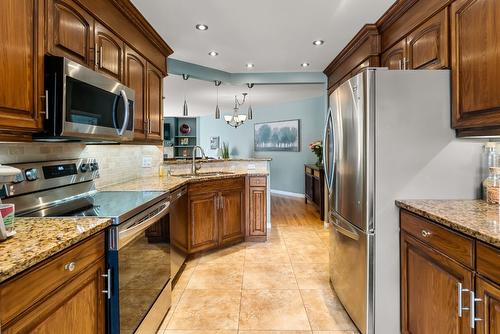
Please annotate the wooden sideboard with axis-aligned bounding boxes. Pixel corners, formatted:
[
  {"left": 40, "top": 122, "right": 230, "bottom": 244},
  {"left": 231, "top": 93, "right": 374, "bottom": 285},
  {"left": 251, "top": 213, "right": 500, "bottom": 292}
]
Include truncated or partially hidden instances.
[
  {"left": 304, "top": 164, "right": 325, "bottom": 221},
  {"left": 324, "top": 0, "right": 500, "bottom": 137},
  {"left": 0, "top": 0, "right": 172, "bottom": 143}
]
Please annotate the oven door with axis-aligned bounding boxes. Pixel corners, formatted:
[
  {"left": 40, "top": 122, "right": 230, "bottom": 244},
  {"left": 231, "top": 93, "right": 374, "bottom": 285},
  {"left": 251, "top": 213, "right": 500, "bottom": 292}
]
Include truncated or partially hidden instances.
[{"left": 107, "top": 200, "right": 171, "bottom": 334}]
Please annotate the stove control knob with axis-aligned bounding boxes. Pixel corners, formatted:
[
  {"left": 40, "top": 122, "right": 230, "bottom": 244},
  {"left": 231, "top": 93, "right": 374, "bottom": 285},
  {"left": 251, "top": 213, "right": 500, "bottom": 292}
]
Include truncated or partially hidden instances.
[
  {"left": 80, "top": 163, "right": 89, "bottom": 173},
  {"left": 25, "top": 168, "right": 39, "bottom": 181},
  {"left": 90, "top": 162, "right": 99, "bottom": 171}
]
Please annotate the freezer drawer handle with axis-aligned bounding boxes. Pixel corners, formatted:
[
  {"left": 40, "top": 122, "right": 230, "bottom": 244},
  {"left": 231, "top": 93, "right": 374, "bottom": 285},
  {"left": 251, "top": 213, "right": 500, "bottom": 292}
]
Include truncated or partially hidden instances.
[
  {"left": 331, "top": 218, "right": 359, "bottom": 241},
  {"left": 421, "top": 230, "right": 432, "bottom": 238}
]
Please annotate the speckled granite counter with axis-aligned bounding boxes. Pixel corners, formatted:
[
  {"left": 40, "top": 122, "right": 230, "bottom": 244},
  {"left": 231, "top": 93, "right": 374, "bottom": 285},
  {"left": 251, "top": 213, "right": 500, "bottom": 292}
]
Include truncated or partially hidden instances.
[
  {"left": 102, "top": 171, "right": 269, "bottom": 192},
  {"left": 164, "top": 158, "right": 272, "bottom": 165},
  {"left": 396, "top": 200, "right": 500, "bottom": 247},
  {"left": 0, "top": 217, "right": 111, "bottom": 283}
]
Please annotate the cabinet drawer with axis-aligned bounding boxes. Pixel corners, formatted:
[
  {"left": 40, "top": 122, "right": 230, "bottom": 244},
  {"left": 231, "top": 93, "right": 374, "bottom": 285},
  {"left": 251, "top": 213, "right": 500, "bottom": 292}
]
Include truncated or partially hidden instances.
[
  {"left": 0, "top": 232, "right": 105, "bottom": 324},
  {"left": 477, "top": 241, "right": 500, "bottom": 284},
  {"left": 313, "top": 170, "right": 321, "bottom": 178},
  {"left": 249, "top": 176, "right": 267, "bottom": 187},
  {"left": 400, "top": 210, "right": 473, "bottom": 267},
  {"left": 305, "top": 167, "right": 312, "bottom": 175}
]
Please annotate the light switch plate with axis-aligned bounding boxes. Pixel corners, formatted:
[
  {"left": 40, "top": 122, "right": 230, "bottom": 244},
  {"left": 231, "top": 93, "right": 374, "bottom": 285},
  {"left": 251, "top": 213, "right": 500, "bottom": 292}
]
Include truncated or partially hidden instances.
[{"left": 142, "top": 156, "right": 153, "bottom": 168}]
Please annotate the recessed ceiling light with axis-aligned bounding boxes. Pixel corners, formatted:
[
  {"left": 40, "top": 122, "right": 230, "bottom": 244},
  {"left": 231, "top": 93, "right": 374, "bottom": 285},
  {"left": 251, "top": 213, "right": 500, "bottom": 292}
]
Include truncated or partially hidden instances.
[
  {"left": 301, "top": 62, "right": 310, "bottom": 67},
  {"left": 196, "top": 24, "right": 208, "bottom": 31},
  {"left": 246, "top": 63, "right": 254, "bottom": 68},
  {"left": 313, "top": 40, "right": 324, "bottom": 46},
  {"left": 208, "top": 51, "right": 219, "bottom": 56}
]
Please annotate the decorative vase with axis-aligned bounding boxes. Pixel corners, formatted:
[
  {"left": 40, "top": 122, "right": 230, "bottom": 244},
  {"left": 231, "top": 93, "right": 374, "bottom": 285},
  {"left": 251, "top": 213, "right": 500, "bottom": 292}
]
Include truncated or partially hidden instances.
[{"left": 315, "top": 156, "right": 323, "bottom": 167}]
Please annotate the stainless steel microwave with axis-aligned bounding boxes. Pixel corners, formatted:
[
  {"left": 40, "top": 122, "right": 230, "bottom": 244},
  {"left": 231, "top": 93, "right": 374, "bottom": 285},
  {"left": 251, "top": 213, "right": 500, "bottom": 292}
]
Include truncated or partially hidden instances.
[{"left": 36, "top": 56, "right": 135, "bottom": 142}]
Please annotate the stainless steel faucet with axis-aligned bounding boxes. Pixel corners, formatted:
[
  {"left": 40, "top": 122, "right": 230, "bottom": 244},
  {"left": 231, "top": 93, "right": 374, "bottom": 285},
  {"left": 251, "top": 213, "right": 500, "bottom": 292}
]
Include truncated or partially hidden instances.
[{"left": 192, "top": 145, "right": 206, "bottom": 175}]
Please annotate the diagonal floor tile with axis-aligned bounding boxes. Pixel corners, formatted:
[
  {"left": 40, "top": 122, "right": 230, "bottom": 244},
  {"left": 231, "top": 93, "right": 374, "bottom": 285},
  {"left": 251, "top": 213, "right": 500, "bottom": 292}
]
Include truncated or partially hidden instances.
[
  {"left": 292, "top": 263, "right": 331, "bottom": 290},
  {"left": 167, "top": 289, "right": 241, "bottom": 330},
  {"left": 186, "top": 263, "right": 243, "bottom": 289},
  {"left": 239, "top": 289, "right": 310, "bottom": 330},
  {"left": 245, "top": 248, "right": 291, "bottom": 264},
  {"left": 243, "top": 263, "right": 297, "bottom": 290}
]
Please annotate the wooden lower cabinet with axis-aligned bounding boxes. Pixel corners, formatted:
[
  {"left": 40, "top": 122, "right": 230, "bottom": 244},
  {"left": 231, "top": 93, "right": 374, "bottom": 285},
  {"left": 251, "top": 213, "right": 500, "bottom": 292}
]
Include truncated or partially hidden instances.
[
  {"left": 476, "top": 276, "right": 500, "bottom": 334},
  {"left": 401, "top": 231, "right": 473, "bottom": 334},
  {"left": 188, "top": 191, "right": 219, "bottom": 253},
  {"left": 0, "top": 233, "right": 106, "bottom": 333},
  {"left": 247, "top": 186, "right": 267, "bottom": 238},
  {"left": 219, "top": 188, "right": 245, "bottom": 245}
]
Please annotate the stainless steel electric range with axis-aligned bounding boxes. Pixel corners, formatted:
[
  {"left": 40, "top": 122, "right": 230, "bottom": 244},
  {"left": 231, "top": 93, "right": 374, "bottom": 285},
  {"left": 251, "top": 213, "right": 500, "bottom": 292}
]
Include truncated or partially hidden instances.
[{"left": 2, "top": 159, "right": 172, "bottom": 334}]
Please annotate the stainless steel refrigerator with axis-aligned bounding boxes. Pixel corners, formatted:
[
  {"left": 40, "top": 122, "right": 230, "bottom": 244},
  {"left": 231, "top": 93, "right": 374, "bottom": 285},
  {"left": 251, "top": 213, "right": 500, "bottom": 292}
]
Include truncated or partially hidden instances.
[{"left": 323, "top": 68, "right": 482, "bottom": 334}]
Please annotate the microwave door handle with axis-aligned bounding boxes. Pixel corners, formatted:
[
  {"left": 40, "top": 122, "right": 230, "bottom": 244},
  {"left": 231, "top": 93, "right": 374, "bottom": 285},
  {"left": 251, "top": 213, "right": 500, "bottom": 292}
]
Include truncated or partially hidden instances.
[{"left": 117, "top": 89, "right": 130, "bottom": 136}]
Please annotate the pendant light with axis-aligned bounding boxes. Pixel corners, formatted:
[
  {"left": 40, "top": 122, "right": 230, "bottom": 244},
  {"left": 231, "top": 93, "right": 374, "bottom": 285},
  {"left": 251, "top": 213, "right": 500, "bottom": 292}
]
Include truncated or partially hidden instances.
[
  {"left": 247, "top": 83, "right": 254, "bottom": 120},
  {"left": 182, "top": 74, "right": 190, "bottom": 116},
  {"left": 214, "top": 80, "right": 222, "bottom": 119}
]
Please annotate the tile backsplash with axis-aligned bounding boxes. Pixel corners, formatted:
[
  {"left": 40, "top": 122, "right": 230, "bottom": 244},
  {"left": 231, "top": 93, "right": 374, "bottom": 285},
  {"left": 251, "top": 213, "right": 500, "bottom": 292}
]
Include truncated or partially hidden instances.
[{"left": 0, "top": 143, "right": 163, "bottom": 188}]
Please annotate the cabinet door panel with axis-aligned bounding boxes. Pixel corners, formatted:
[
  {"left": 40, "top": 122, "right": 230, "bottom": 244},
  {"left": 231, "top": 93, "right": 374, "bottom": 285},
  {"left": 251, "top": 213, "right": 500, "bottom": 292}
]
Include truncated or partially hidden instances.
[
  {"left": 476, "top": 276, "right": 500, "bottom": 334},
  {"left": 451, "top": 0, "right": 500, "bottom": 129},
  {"left": 125, "top": 46, "right": 146, "bottom": 141},
  {"left": 407, "top": 9, "right": 449, "bottom": 69},
  {"left": 189, "top": 192, "right": 218, "bottom": 253},
  {"left": 47, "top": 0, "right": 94, "bottom": 66},
  {"left": 381, "top": 40, "right": 406, "bottom": 70},
  {"left": 146, "top": 63, "right": 163, "bottom": 142},
  {"left": 0, "top": 0, "right": 43, "bottom": 131},
  {"left": 3, "top": 259, "right": 105, "bottom": 333},
  {"left": 220, "top": 189, "right": 245, "bottom": 244},
  {"left": 95, "top": 22, "right": 123, "bottom": 81},
  {"left": 401, "top": 232, "right": 472, "bottom": 334},
  {"left": 248, "top": 186, "right": 267, "bottom": 237}
]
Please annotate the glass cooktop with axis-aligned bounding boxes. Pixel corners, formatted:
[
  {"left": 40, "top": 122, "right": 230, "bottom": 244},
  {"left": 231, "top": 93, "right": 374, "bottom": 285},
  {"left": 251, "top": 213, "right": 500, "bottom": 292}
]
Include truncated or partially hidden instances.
[{"left": 19, "top": 191, "right": 168, "bottom": 224}]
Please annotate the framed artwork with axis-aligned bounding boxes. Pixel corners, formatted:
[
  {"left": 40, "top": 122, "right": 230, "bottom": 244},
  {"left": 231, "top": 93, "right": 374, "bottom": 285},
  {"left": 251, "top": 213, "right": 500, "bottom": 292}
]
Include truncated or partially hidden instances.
[
  {"left": 254, "top": 119, "right": 300, "bottom": 152},
  {"left": 210, "top": 136, "right": 220, "bottom": 150}
]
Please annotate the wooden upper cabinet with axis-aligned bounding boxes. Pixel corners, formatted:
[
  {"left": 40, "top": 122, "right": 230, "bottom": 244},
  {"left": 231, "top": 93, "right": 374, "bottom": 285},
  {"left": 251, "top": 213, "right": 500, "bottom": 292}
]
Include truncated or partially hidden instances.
[
  {"left": 381, "top": 40, "right": 407, "bottom": 70},
  {"left": 476, "top": 276, "right": 500, "bottom": 334},
  {"left": 47, "top": 0, "right": 94, "bottom": 66},
  {"left": 219, "top": 189, "right": 245, "bottom": 245},
  {"left": 451, "top": 0, "right": 500, "bottom": 131},
  {"left": 95, "top": 22, "right": 123, "bottom": 81},
  {"left": 401, "top": 232, "right": 473, "bottom": 334},
  {"left": 146, "top": 63, "right": 163, "bottom": 142},
  {"left": 0, "top": 0, "right": 43, "bottom": 134},
  {"left": 188, "top": 192, "right": 219, "bottom": 253},
  {"left": 124, "top": 46, "right": 147, "bottom": 141},
  {"left": 407, "top": 9, "right": 449, "bottom": 70}
]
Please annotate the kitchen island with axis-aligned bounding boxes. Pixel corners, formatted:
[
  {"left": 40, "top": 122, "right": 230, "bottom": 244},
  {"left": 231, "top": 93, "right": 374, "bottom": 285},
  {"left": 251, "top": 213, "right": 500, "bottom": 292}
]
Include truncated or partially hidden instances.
[{"left": 396, "top": 199, "right": 500, "bottom": 334}]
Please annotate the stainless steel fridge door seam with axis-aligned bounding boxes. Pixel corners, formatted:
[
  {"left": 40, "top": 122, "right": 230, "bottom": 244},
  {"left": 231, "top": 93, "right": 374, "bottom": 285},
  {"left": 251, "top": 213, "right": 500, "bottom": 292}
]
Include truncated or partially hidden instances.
[
  {"left": 364, "top": 69, "right": 376, "bottom": 233},
  {"left": 323, "top": 106, "right": 335, "bottom": 191}
]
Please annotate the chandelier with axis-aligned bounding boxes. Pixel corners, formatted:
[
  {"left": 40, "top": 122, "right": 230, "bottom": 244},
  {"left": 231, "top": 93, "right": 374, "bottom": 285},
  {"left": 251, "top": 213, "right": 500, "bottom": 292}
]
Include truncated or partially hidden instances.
[{"left": 224, "top": 93, "right": 248, "bottom": 128}]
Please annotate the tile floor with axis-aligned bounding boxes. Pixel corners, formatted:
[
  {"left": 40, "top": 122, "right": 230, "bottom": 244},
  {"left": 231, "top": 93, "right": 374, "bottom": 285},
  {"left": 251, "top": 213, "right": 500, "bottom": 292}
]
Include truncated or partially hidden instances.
[{"left": 157, "top": 195, "right": 359, "bottom": 334}]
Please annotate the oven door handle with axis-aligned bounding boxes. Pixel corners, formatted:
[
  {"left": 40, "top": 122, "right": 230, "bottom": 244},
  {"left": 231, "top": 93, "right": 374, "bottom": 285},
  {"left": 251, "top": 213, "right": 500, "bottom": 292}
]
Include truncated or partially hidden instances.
[{"left": 118, "top": 201, "right": 170, "bottom": 250}]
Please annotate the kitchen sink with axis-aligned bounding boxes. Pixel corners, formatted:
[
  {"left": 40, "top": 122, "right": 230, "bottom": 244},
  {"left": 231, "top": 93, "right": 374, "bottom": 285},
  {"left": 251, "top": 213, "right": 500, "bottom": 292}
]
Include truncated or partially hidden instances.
[{"left": 171, "top": 171, "right": 235, "bottom": 178}]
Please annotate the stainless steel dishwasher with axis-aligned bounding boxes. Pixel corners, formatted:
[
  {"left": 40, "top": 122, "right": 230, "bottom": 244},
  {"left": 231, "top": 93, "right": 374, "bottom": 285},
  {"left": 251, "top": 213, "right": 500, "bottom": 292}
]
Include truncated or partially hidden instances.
[{"left": 169, "top": 185, "right": 188, "bottom": 284}]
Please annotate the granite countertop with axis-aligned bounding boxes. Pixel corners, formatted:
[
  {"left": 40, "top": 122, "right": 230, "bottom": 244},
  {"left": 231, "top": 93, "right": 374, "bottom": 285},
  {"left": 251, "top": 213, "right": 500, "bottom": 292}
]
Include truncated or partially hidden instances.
[
  {"left": 396, "top": 200, "right": 500, "bottom": 247},
  {"left": 102, "top": 170, "right": 269, "bottom": 192},
  {"left": 164, "top": 158, "right": 272, "bottom": 165},
  {"left": 0, "top": 217, "right": 111, "bottom": 284}
]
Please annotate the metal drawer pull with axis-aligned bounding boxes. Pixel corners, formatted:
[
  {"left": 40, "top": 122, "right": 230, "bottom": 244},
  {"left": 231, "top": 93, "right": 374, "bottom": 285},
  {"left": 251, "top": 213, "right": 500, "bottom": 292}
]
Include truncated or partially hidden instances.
[
  {"left": 64, "top": 262, "right": 76, "bottom": 272},
  {"left": 457, "top": 282, "right": 470, "bottom": 317},
  {"left": 102, "top": 268, "right": 112, "bottom": 300},
  {"left": 469, "top": 290, "right": 483, "bottom": 328},
  {"left": 421, "top": 230, "right": 432, "bottom": 238},
  {"left": 44, "top": 90, "right": 49, "bottom": 120}
]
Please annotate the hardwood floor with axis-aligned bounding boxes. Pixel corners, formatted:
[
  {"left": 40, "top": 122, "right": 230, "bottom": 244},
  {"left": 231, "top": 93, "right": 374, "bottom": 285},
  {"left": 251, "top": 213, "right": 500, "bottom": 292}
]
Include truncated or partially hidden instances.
[{"left": 157, "top": 195, "right": 359, "bottom": 334}]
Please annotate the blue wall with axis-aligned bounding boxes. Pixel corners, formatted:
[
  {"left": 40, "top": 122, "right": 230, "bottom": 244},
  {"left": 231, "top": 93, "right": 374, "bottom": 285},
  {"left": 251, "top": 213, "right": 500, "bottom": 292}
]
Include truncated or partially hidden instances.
[{"left": 199, "top": 96, "right": 326, "bottom": 194}]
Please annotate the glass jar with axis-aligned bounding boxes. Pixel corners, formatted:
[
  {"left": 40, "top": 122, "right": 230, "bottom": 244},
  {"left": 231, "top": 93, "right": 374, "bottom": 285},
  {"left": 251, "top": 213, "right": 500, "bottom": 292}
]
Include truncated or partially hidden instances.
[
  {"left": 483, "top": 167, "right": 500, "bottom": 204},
  {"left": 481, "top": 142, "right": 498, "bottom": 199}
]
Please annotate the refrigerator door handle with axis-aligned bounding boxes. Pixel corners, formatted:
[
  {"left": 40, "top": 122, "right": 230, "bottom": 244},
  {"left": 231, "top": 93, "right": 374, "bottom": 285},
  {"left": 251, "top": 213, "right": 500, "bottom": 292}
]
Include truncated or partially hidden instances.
[
  {"left": 331, "top": 212, "right": 360, "bottom": 241},
  {"left": 323, "top": 106, "right": 334, "bottom": 191}
]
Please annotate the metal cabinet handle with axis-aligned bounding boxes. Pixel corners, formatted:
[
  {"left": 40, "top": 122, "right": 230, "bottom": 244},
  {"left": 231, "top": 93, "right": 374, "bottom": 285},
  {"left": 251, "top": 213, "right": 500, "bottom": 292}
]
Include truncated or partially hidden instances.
[
  {"left": 469, "top": 290, "right": 482, "bottom": 328},
  {"left": 99, "top": 46, "right": 103, "bottom": 67},
  {"left": 149, "top": 119, "right": 152, "bottom": 134},
  {"left": 220, "top": 195, "right": 224, "bottom": 209},
  {"left": 421, "top": 230, "right": 432, "bottom": 238},
  {"left": 94, "top": 43, "right": 98, "bottom": 66},
  {"left": 458, "top": 282, "right": 470, "bottom": 317},
  {"left": 399, "top": 59, "right": 403, "bottom": 70},
  {"left": 44, "top": 90, "right": 49, "bottom": 120},
  {"left": 64, "top": 262, "right": 76, "bottom": 272},
  {"left": 102, "top": 268, "right": 112, "bottom": 300}
]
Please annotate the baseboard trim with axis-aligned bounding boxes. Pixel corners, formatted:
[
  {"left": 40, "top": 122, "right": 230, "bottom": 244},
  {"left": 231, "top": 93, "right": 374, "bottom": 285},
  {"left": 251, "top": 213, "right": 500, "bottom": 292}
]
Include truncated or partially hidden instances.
[{"left": 270, "top": 189, "right": 305, "bottom": 198}]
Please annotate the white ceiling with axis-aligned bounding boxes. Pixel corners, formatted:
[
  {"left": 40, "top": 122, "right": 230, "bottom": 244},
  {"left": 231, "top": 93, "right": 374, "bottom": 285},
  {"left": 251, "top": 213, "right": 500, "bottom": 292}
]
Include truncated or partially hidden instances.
[
  {"left": 164, "top": 75, "right": 324, "bottom": 117},
  {"left": 132, "top": 0, "right": 394, "bottom": 73}
]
